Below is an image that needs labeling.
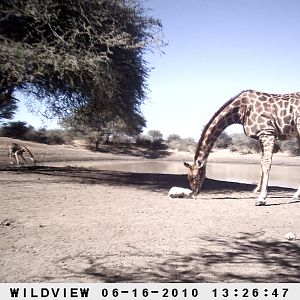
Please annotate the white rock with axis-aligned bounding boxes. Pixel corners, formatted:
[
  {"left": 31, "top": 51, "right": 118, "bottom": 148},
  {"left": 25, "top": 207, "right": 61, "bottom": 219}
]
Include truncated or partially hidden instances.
[
  {"left": 285, "top": 232, "right": 296, "bottom": 241},
  {"left": 168, "top": 186, "right": 193, "bottom": 198}
]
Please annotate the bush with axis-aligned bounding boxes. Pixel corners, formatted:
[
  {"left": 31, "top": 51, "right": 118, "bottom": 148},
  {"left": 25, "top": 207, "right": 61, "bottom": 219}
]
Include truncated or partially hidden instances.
[
  {"left": 214, "top": 132, "right": 232, "bottom": 149},
  {"left": 166, "top": 134, "right": 181, "bottom": 143},
  {"left": 0, "top": 121, "right": 73, "bottom": 145},
  {"left": 229, "top": 134, "right": 281, "bottom": 155},
  {"left": 166, "top": 134, "right": 196, "bottom": 152},
  {"left": 23, "top": 128, "right": 45, "bottom": 142},
  {"left": 147, "top": 130, "right": 163, "bottom": 142},
  {"left": 230, "top": 134, "right": 260, "bottom": 154},
  {"left": 278, "top": 138, "right": 299, "bottom": 156},
  {"left": 109, "top": 134, "right": 135, "bottom": 144},
  {"left": 135, "top": 134, "right": 152, "bottom": 147},
  {"left": 135, "top": 133, "right": 166, "bottom": 150},
  {"left": 0, "top": 121, "right": 33, "bottom": 139},
  {"left": 43, "top": 130, "right": 66, "bottom": 145}
]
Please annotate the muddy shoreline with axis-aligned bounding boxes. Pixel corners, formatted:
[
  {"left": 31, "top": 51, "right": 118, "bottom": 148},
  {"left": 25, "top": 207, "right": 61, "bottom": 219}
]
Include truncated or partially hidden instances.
[{"left": 0, "top": 137, "right": 299, "bottom": 282}]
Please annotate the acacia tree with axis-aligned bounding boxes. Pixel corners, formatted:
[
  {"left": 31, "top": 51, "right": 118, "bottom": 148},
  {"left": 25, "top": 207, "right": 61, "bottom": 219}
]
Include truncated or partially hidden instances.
[
  {"left": 147, "top": 130, "right": 163, "bottom": 142},
  {"left": 62, "top": 105, "right": 146, "bottom": 150},
  {"left": 0, "top": 91, "right": 17, "bottom": 120},
  {"left": 0, "top": 120, "right": 33, "bottom": 138},
  {"left": 0, "top": 0, "right": 164, "bottom": 122}
]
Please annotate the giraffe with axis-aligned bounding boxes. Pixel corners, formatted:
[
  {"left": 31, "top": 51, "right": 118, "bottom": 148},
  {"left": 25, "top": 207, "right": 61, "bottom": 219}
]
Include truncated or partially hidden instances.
[
  {"left": 184, "top": 90, "right": 300, "bottom": 206},
  {"left": 8, "top": 143, "right": 36, "bottom": 165}
]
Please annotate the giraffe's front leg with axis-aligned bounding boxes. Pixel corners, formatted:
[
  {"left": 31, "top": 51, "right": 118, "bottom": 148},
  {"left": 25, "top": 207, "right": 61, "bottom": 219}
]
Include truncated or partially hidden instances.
[
  {"left": 9, "top": 150, "right": 17, "bottom": 164},
  {"left": 293, "top": 185, "right": 300, "bottom": 199},
  {"left": 256, "top": 184, "right": 268, "bottom": 206},
  {"left": 255, "top": 135, "right": 275, "bottom": 206},
  {"left": 253, "top": 170, "right": 263, "bottom": 193},
  {"left": 20, "top": 154, "right": 27, "bottom": 163},
  {"left": 14, "top": 153, "right": 20, "bottom": 164},
  {"left": 293, "top": 129, "right": 300, "bottom": 199},
  {"left": 255, "top": 170, "right": 270, "bottom": 206},
  {"left": 9, "top": 153, "right": 14, "bottom": 164}
]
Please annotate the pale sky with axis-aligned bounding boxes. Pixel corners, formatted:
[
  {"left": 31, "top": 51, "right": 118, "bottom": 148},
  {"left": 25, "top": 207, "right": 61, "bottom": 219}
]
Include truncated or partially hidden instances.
[{"left": 12, "top": 0, "right": 300, "bottom": 139}]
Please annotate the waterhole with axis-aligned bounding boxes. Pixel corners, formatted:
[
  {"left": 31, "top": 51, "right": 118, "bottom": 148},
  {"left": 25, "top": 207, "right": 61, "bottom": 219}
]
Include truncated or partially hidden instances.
[{"left": 45, "top": 160, "right": 299, "bottom": 189}]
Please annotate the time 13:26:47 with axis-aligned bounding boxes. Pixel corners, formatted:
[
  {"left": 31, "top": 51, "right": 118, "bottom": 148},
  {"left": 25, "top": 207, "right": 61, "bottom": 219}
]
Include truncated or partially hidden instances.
[{"left": 212, "top": 288, "right": 289, "bottom": 298}]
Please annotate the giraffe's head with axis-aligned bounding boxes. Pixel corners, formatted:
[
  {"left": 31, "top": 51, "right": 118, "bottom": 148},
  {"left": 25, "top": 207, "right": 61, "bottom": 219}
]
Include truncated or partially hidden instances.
[{"left": 184, "top": 160, "right": 206, "bottom": 195}]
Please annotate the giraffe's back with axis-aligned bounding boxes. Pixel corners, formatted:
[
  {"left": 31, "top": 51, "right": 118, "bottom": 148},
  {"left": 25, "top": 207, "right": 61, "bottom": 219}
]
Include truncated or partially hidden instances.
[{"left": 238, "top": 90, "right": 300, "bottom": 140}]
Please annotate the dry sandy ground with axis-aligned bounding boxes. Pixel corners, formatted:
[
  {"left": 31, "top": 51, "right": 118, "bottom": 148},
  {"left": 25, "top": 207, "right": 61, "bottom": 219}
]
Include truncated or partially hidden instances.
[{"left": 0, "top": 137, "right": 299, "bottom": 283}]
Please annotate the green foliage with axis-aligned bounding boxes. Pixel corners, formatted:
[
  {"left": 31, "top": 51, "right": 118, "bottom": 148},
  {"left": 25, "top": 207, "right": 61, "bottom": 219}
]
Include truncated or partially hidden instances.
[
  {"left": 0, "top": 121, "right": 33, "bottom": 139},
  {"left": 0, "top": 121, "right": 69, "bottom": 144},
  {"left": 214, "top": 132, "right": 232, "bottom": 149},
  {"left": 166, "top": 133, "right": 196, "bottom": 152},
  {"left": 166, "top": 134, "right": 181, "bottom": 143},
  {"left": 0, "top": 92, "right": 18, "bottom": 120},
  {"left": 136, "top": 130, "right": 165, "bottom": 149},
  {"left": 278, "top": 138, "right": 300, "bottom": 156},
  {"left": 61, "top": 106, "right": 146, "bottom": 150},
  {"left": 44, "top": 129, "right": 70, "bottom": 145},
  {"left": 0, "top": 0, "right": 165, "bottom": 121},
  {"left": 135, "top": 134, "right": 152, "bottom": 147},
  {"left": 147, "top": 130, "right": 163, "bottom": 142},
  {"left": 229, "top": 133, "right": 260, "bottom": 154}
]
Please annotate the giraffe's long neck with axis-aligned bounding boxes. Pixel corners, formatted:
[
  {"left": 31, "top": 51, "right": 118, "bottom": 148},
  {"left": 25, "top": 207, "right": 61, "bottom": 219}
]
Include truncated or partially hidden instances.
[
  {"left": 194, "top": 93, "right": 243, "bottom": 162},
  {"left": 22, "top": 146, "right": 35, "bottom": 159}
]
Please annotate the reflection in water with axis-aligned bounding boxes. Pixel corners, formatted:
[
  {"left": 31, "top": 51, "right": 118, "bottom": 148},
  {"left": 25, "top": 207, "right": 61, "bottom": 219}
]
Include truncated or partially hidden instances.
[
  {"left": 49, "top": 160, "right": 187, "bottom": 174},
  {"left": 208, "top": 163, "right": 299, "bottom": 189},
  {"left": 46, "top": 160, "right": 299, "bottom": 189}
]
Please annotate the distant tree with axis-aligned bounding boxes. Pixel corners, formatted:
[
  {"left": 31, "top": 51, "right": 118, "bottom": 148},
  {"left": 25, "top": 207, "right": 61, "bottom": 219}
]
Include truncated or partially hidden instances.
[
  {"left": 214, "top": 132, "right": 232, "bottom": 149},
  {"left": 0, "top": 121, "right": 33, "bottom": 139},
  {"left": 0, "top": 0, "right": 165, "bottom": 121},
  {"left": 166, "top": 134, "right": 196, "bottom": 152},
  {"left": 183, "top": 137, "right": 196, "bottom": 146},
  {"left": 62, "top": 106, "right": 145, "bottom": 150},
  {"left": 278, "top": 138, "right": 300, "bottom": 156},
  {"left": 166, "top": 134, "right": 181, "bottom": 143},
  {"left": 147, "top": 130, "right": 163, "bottom": 142},
  {"left": 230, "top": 133, "right": 260, "bottom": 154},
  {"left": 0, "top": 93, "right": 18, "bottom": 120}
]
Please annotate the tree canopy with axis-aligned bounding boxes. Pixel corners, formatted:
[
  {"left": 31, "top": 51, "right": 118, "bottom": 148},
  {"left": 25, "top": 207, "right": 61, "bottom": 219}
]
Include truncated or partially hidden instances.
[
  {"left": 0, "top": 91, "right": 17, "bottom": 119},
  {"left": 0, "top": 0, "right": 164, "bottom": 124},
  {"left": 61, "top": 103, "right": 146, "bottom": 150}
]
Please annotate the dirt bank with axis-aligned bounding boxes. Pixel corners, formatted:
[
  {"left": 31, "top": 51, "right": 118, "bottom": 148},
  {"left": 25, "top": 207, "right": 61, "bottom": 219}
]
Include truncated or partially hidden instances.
[{"left": 0, "top": 137, "right": 299, "bottom": 282}]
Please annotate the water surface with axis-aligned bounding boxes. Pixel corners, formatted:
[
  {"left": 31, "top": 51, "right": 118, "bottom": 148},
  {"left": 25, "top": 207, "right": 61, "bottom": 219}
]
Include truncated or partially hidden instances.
[{"left": 45, "top": 160, "right": 299, "bottom": 189}]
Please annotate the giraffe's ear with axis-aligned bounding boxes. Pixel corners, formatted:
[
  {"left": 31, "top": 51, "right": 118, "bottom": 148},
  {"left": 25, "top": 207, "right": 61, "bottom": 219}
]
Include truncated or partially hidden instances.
[{"left": 184, "top": 162, "right": 192, "bottom": 169}]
